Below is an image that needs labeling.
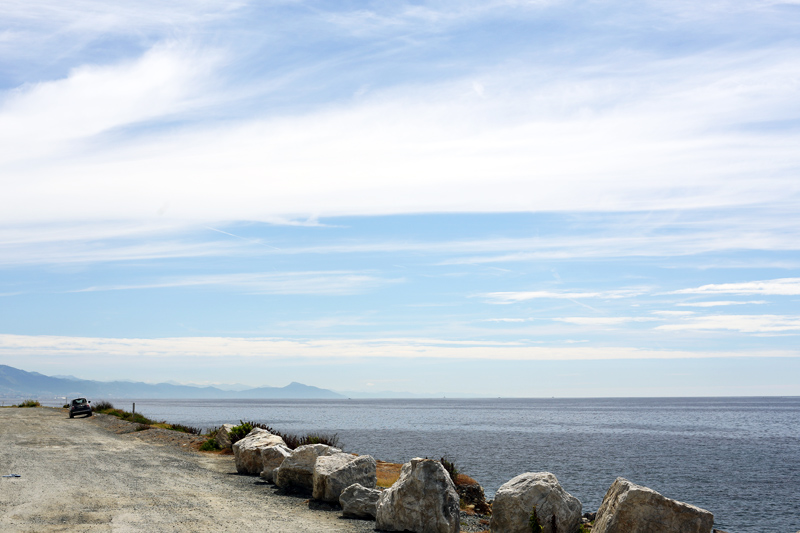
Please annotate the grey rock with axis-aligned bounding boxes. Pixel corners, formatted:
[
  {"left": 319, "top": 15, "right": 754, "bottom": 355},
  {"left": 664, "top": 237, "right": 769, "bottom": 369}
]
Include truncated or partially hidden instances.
[
  {"left": 214, "top": 423, "right": 236, "bottom": 449},
  {"left": 259, "top": 443, "right": 292, "bottom": 483},
  {"left": 313, "top": 453, "right": 377, "bottom": 503},
  {"left": 376, "top": 457, "right": 460, "bottom": 533},
  {"left": 232, "top": 428, "right": 286, "bottom": 475},
  {"left": 490, "top": 472, "right": 581, "bottom": 533},
  {"left": 274, "top": 443, "right": 342, "bottom": 494},
  {"left": 593, "top": 477, "right": 714, "bottom": 533},
  {"left": 340, "top": 482, "right": 381, "bottom": 519}
]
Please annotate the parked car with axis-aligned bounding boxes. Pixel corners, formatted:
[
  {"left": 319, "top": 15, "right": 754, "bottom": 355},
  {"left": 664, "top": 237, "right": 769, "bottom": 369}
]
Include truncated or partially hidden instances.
[{"left": 68, "top": 397, "right": 92, "bottom": 418}]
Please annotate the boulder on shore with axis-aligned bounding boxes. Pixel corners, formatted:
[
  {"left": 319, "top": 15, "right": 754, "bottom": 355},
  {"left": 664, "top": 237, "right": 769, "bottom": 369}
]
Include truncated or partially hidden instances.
[
  {"left": 232, "top": 428, "right": 286, "bottom": 475},
  {"left": 375, "top": 457, "right": 460, "bottom": 533},
  {"left": 214, "top": 423, "right": 236, "bottom": 449},
  {"left": 259, "top": 444, "right": 292, "bottom": 483},
  {"left": 490, "top": 472, "right": 581, "bottom": 533},
  {"left": 593, "top": 477, "right": 714, "bottom": 533},
  {"left": 312, "top": 453, "right": 377, "bottom": 503},
  {"left": 273, "top": 444, "right": 342, "bottom": 494},
  {"left": 340, "top": 483, "right": 381, "bottom": 519}
]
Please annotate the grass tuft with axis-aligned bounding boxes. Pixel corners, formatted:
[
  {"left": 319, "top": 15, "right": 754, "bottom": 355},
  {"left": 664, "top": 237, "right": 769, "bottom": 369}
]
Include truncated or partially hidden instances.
[
  {"left": 17, "top": 400, "right": 41, "bottom": 408},
  {"left": 199, "top": 438, "right": 221, "bottom": 451}
]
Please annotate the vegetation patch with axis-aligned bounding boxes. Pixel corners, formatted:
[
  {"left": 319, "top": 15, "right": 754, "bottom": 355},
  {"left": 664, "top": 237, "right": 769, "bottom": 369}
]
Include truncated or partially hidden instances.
[
  {"left": 199, "top": 438, "right": 221, "bottom": 451},
  {"left": 377, "top": 461, "right": 403, "bottom": 488},
  {"left": 16, "top": 399, "right": 41, "bottom": 408},
  {"left": 227, "top": 420, "right": 340, "bottom": 449},
  {"left": 529, "top": 504, "right": 542, "bottom": 533},
  {"left": 92, "top": 401, "right": 201, "bottom": 435}
]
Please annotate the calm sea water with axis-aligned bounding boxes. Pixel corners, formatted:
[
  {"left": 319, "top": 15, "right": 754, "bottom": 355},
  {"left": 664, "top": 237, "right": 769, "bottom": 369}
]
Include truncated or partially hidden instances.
[{"left": 50, "top": 397, "right": 800, "bottom": 532}]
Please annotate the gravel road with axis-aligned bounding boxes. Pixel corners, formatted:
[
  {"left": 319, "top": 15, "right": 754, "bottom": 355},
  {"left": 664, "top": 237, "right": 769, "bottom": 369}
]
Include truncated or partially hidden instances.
[{"left": 0, "top": 407, "right": 376, "bottom": 532}]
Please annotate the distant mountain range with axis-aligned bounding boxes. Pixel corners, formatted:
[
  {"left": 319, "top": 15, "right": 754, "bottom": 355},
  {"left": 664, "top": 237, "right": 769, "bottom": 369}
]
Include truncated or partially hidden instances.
[{"left": 0, "top": 365, "right": 344, "bottom": 399}]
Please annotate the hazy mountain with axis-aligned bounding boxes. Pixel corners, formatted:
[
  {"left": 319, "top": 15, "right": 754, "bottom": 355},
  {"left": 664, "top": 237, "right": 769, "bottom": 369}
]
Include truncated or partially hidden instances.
[{"left": 0, "top": 365, "right": 344, "bottom": 399}]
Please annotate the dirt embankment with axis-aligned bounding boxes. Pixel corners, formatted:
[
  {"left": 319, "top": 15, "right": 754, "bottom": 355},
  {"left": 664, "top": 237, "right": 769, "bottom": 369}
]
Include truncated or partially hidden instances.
[{"left": 0, "top": 407, "right": 375, "bottom": 532}]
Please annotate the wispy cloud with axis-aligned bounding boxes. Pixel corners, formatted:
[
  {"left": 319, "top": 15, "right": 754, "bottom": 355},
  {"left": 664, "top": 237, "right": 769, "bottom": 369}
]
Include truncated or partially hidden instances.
[
  {"left": 72, "top": 271, "right": 403, "bottom": 295},
  {"left": 554, "top": 317, "right": 659, "bottom": 326},
  {"left": 672, "top": 278, "right": 800, "bottom": 296},
  {"left": 1, "top": 333, "right": 797, "bottom": 360},
  {"left": 483, "top": 289, "right": 645, "bottom": 304},
  {"left": 677, "top": 300, "right": 768, "bottom": 307},
  {"left": 656, "top": 314, "right": 800, "bottom": 334}
]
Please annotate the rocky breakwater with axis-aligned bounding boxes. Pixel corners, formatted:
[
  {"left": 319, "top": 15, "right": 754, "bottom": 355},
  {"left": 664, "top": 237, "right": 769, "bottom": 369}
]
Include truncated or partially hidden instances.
[
  {"left": 232, "top": 428, "right": 287, "bottom": 475},
  {"left": 273, "top": 443, "right": 342, "bottom": 494},
  {"left": 313, "top": 453, "right": 377, "bottom": 503},
  {"left": 375, "top": 457, "right": 461, "bottom": 533},
  {"left": 490, "top": 472, "right": 582, "bottom": 533},
  {"left": 593, "top": 478, "right": 714, "bottom": 533}
]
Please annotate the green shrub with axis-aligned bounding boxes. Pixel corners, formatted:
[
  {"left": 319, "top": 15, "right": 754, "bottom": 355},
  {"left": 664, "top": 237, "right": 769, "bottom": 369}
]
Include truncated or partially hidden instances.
[
  {"left": 228, "top": 421, "right": 257, "bottom": 444},
  {"left": 199, "top": 438, "right": 221, "bottom": 451},
  {"left": 578, "top": 524, "right": 592, "bottom": 533},
  {"left": 62, "top": 404, "right": 69, "bottom": 408},
  {"left": 17, "top": 400, "right": 41, "bottom": 408},
  {"left": 439, "top": 456, "right": 459, "bottom": 484},
  {"left": 529, "top": 504, "right": 542, "bottom": 533},
  {"left": 92, "top": 400, "right": 114, "bottom": 412},
  {"left": 170, "top": 423, "right": 202, "bottom": 435}
]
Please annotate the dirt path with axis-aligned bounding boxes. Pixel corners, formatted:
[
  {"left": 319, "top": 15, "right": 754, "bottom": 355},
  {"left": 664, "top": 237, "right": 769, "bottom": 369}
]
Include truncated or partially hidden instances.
[{"left": 0, "top": 407, "right": 376, "bottom": 532}]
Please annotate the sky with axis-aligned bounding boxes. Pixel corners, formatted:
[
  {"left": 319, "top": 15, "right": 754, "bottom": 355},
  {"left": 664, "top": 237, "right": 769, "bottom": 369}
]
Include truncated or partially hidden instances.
[{"left": 1, "top": 0, "right": 799, "bottom": 397}]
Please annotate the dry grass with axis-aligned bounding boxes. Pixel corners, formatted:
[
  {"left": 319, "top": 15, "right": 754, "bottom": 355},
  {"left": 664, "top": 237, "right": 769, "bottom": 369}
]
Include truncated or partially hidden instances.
[
  {"left": 376, "top": 462, "right": 479, "bottom": 489},
  {"left": 376, "top": 461, "right": 403, "bottom": 488}
]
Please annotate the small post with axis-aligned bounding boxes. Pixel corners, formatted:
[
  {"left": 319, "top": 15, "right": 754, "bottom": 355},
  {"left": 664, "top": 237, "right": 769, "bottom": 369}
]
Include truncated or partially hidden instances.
[{"left": 132, "top": 403, "right": 135, "bottom": 417}]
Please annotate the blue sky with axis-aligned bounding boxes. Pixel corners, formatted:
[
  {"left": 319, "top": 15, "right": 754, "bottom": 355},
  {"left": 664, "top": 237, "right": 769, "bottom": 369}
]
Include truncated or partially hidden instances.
[{"left": 1, "top": 1, "right": 799, "bottom": 396}]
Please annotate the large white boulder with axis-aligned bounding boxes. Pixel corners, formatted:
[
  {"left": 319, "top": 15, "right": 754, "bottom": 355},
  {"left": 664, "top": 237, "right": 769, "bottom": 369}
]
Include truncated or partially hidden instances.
[
  {"left": 376, "top": 458, "right": 460, "bottom": 533},
  {"left": 593, "top": 478, "right": 714, "bottom": 533},
  {"left": 312, "top": 454, "right": 377, "bottom": 503},
  {"left": 340, "top": 483, "right": 381, "bottom": 519},
  {"left": 214, "top": 423, "right": 236, "bottom": 449},
  {"left": 259, "top": 444, "right": 292, "bottom": 483},
  {"left": 232, "top": 428, "right": 286, "bottom": 475},
  {"left": 273, "top": 444, "right": 342, "bottom": 493},
  {"left": 490, "top": 472, "right": 581, "bottom": 533}
]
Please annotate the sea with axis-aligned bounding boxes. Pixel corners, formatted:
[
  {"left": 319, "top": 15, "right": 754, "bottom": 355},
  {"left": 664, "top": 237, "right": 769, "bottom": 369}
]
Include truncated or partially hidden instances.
[{"left": 39, "top": 396, "right": 800, "bottom": 532}]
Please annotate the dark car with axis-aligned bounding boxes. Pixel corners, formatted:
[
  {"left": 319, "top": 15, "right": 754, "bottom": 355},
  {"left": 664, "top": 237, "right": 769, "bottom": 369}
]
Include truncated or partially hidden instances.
[{"left": 68, "top": 397, "right": 92, "bottom": 418}]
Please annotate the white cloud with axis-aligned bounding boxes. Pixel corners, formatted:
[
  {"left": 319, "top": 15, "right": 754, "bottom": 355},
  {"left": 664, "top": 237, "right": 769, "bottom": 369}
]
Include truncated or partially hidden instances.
[
  {"left": 672, "top": 278, "right": 800, "bottom": 296},
  {"left": 657, "top": 314, "right": 800, "bottom": 333},
  {"left": 481, "top": 318, "right": 529, "bottom": 322},
  {"left": 677, "top": 300, "right": 768, "bottom": 307},
  {"left": 483, "top": 289, "right": 645, "bottom": 304},
  {"left": 555, "top": 317, "right": 659, "bottom": 325},
  {"left": 0, "top": 42, "right": 220, "bottom": 164},
  {"left": 2, "top": 44, "right": 800, "bottom": 226},
  {"left": 72, "top": 271, "right": 402, "bottom": 295},
  {"left": 651, "top": 310, "right": 695, "bottom": 316},
  {"left": 1, "top": 333, "right": 797, "bottom": 360}
]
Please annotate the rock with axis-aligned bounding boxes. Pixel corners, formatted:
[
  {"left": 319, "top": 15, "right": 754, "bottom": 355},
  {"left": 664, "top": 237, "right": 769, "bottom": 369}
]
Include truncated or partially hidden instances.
[
  {"left": 214, "top": 423, "right": 236, "bottom": 449},
  {"left": 313, "top": 453, "right": 377, "bottom": 503},
  {"left": 232, "top": 428, "right": 286, "bottom": 475},
  {"left": 490, "top": 472, "right": 582, "bottom": 533},
  {"left": 340, "top": 482, "right": 381, "bottom": 519},
  {"left": 274, "top": 443, "right": 342, "bottom": 494},
  {"left": 456, "top": 477, "right": 491, "bottom": 515},
  {"left": 259, "top": 444, "right": 292, "bottom": 483},
  {"left": 376, "top": 457, "right": 460, "bottom": 533},
  {"left": 593, "top": 478, "right": 714, "bottom": 533}
]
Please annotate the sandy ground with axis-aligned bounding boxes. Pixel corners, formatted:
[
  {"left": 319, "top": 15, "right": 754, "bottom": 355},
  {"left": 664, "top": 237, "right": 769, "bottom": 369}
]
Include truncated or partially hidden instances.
[{"left": 0, "top": 407, "right": 376, "bottom": 532}]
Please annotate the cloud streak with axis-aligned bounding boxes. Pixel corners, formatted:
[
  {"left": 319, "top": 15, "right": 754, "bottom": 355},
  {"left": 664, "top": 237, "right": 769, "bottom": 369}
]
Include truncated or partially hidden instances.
[
  {"left": 672, "top": 278, "right": 800, "bottom": 296},
  {"left": 1, "top": 333, "right": 797, "bottom": 360}
]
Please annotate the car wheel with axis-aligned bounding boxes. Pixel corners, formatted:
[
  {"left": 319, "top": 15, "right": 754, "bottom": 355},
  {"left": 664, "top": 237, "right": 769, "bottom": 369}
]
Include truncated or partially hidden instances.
[
  {"left": 69, "top": 413, "right": 73, "bottom": 418},
  {"left": 87, "top": 412, "right": 93, "bottom": 417}
]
